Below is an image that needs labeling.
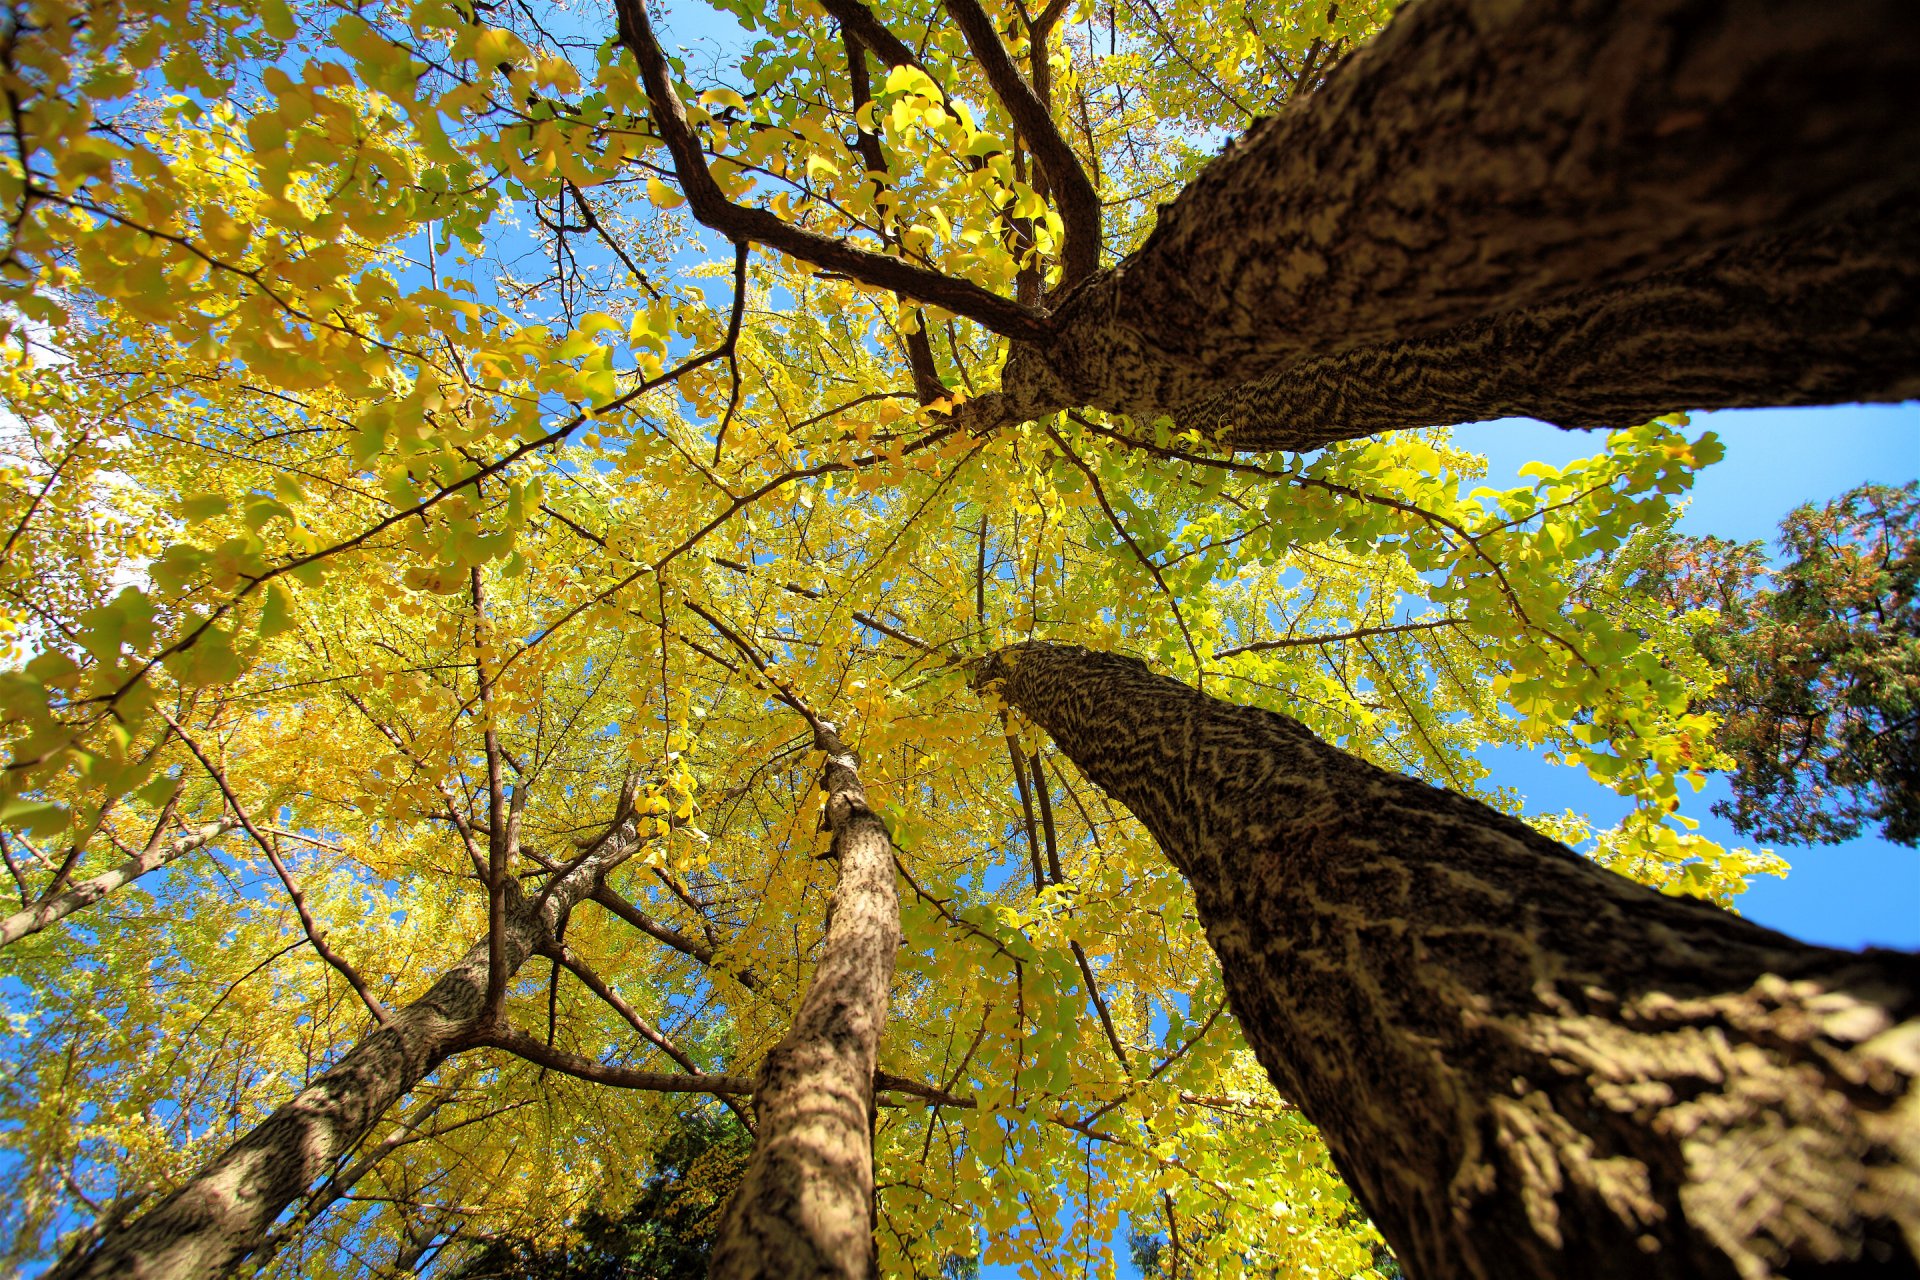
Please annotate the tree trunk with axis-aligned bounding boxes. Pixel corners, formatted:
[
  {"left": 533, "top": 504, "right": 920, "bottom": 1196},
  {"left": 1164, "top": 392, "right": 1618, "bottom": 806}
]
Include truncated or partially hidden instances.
[
  {"left": 990, "top": 0, "right": 1920, "bottom": 444},
  {"left": 976, "top": 642, "right": 1920, "bottom": 1279},
  {"left": 709, "top": 723, "right": 901, "bottom": 1279},
  {"left": 1170, "top": 198, "right": 1920, "bottom": 451},
  {"left": 53, "top": 830, "right": 639, "bottom": 1280}
]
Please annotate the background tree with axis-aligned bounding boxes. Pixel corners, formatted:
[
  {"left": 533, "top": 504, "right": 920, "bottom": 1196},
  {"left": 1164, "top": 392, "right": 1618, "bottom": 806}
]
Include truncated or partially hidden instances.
[
  {"left": 453, "top": 1109, "right": 752, "bottom": 1280},
  {"left": 1641, "top": 482, "right": 1920, "bottom": 846}
]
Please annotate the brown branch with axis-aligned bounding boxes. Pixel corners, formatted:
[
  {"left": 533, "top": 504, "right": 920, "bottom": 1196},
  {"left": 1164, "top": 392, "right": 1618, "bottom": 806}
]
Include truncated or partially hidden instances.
[
  {"left": 1069, "top": 939, "right": 1130, "bottom": 1073},
  {"left": 1214, "top": 616, "right": 1466, "bottom": 659},
  {"left": 472, "top": 568, "right": 510, "bottom": 1022},
  {"left": 942, "top": 0, "right": 1101, "bottom": 287},
  {"left": 709, "top": 241, "right": 752, "bottom": 463},
  {"left": 552, "top": 944, "right": 758, "bottom": 1132},
  {"left": 683, "top": 598, "right": 831, "bottom": 738},
  {"left": 551, "top": 945, "right": 697, "bottom": 1073},
  {"left": 707, "top": 555, "right": 943, "bottom": 654},
  {"left": 610, "top": 0, "right": 1049, "bottom": 342},
  {"left": 817, "top": 0, "right": 929, "bottom": 76},
  {"left": 1029, "top": 750, "right": 1062, "bottom": 884},
  {"left": 1006, "top": 730, "right": 1047, "bottom": 893},
  {"left": 562, "top": 179, "right": 662, "bottom": 300},
  {"left": 589, "top": 884, "right": 765, "bottom": 994},
  {"left": 1046, "top": 424, "right": 1206, "bottom": 685},
  {"left": 0, "top": 819, "right": 238, "bottom": 948},
  {"left": 479, "top": 1026, "right": 752, "bottom": 1095}
]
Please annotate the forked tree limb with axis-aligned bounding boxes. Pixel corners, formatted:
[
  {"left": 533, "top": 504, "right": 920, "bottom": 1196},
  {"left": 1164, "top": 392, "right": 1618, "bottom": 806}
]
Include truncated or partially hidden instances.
[
  {"left": 817, "top": 0, "right": 929, "bottom": 78},
  {"left": 609, "top": 0, "right": 1050, "bottom": 343},
  {"left": 54, "top": 817, "right": 646, "bottom": 1280},
  {"left": 1007, "top": 0, "right": 1920, "bottom": 430},
  {"left": 941, "top": 0, "right": 1102, "bottom": 286},
  {"left": 614, "top": 0, "right": 1920, "bottom": 449},
  {"left": 0, "top": 818, "right": 237, "bottom": 948}
]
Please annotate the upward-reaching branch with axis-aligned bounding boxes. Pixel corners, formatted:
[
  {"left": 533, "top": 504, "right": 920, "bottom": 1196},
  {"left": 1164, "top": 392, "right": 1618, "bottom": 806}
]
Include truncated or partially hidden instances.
[
  {"left": 0, "top": 819, "right": 237, "bottom": 949},
  {"left": 472, "top": 568, "right": 511, "bottom": 1021},
  {"left": 164, "top": 712, "right": 390, "bottom": 1028},
  {"left": 58, "top": 813, "right": 646, "bottom": 1280},
  {"left": 817, "top": 0, "right": 929, "bottom": 78},
  {"left": 692, "top": 611, "right": 902, "bottom": 1277},
  {"left": 609, "top": 0, "right": 1049, "bottom": 343},
  {"left": 942, "top": 0, "right": 1101, "bottom": 288}
]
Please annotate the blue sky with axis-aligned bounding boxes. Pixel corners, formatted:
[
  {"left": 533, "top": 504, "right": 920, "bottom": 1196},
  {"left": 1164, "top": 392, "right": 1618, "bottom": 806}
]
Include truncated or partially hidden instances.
[{"left": 1466, "top": 404, "right": 1920, "bottom": 951}]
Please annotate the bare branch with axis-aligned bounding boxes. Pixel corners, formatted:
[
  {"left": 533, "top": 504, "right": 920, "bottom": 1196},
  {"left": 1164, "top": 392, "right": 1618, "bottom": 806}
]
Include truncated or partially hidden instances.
[
  {"left": 1214, "top": 616, "right": 1466, "bottom": 660},
  {"left": 479, "top": 1026, "right": 753, "bottom": 1096}
]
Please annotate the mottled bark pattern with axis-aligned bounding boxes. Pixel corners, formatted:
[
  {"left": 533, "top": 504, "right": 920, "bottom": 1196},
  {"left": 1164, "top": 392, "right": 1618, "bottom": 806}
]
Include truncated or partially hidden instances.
[
  {"left": 1188, "top": 201, "right": 1920, "bottom": 451},
  {"left": 1000, "top": 0, "right": 1920, "bottom": 443},
  {"left": 57, "top": 836, "right": 635, "bottom": 1280},
  {"left": 710, "top": 725, "right": 901, "bottom": 1280},
  {"left": 978, "top": 642, "right": 1920, "bottom": 1279}
]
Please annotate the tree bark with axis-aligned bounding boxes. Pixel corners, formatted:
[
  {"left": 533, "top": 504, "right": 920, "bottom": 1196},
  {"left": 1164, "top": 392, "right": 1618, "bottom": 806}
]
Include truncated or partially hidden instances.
[
  {"left": 1175, "top": 199, "right": 1920, "bottom": 451},
  {"left": 1001, "top": 0, "right": 1920, "bottom": 440},
  {"left": 709, "top": 723, "right": 902, "bottom": 1279},
  {"left": 976, "top": 641, "right": 1920, "bottom": 1280},
  {"left": 612, "top": 0, "right": 1920, "bottom": 447},
  {"left": 52, "top": 827, "right": 641, "bottom": 1280}
]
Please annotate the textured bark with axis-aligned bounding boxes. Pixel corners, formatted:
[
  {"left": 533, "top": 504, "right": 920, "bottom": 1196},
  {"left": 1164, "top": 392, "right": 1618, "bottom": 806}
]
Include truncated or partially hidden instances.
[
  {"left": 0, "top": 819, "right": 236, "bottom": 949},
  {"left": 709, "top": 724, "right": 901, "bottom": 1279},
  {"left": 1181, "top": 200, "right": 1920, "bottom": 451},
  {"left": 1004, "top": 0, "right": 1920, "bottom": 430},
  {"left": 977, "top": 642, "right": 1920, "bottom": 1280},
  {"left": 54, "top": 830, "right": 638, "bottom": 1280}
]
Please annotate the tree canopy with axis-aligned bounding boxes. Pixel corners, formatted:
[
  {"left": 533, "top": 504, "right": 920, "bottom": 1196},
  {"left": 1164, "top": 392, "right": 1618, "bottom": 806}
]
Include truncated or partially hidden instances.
[{"left": 0, "top": 0, "right": 1904, "bottom": 1275}]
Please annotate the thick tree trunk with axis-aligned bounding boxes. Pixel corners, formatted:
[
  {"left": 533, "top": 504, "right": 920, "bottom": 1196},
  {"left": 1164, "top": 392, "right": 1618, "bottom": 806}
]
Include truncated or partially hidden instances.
[
  {"left": 53, "top": 830, "right": 638, "bottom": 1280},
  {"left": 994, "top": 0, "right": 1920, "bottom": 445},
  {"left": 709, "top": 723, "right": 901, "bottom": 1279},
  {"left": 977, "top": 642, "right": 1920, "bottom": 1279},
  {"left": 1176, "top": 199, "right": 1920, "bottom": 451}
]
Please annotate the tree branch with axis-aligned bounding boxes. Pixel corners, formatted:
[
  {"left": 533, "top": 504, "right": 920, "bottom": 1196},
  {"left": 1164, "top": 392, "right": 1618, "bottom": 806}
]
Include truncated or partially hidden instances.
[
  {"left": 609, "top": 0, "right": 1049, "bottom": 342},
  {"left": 163, "top": 712, "right": 390, "bottom": 1027},
  {"left": 477, "top": 1026, "right": 753, "bottom": 1095},
  {"left": 942, "top": 0, "right": 1101, "bottom": 287},
  {"left": 0, "top": 819, "right": 237, "bottom": 948}
]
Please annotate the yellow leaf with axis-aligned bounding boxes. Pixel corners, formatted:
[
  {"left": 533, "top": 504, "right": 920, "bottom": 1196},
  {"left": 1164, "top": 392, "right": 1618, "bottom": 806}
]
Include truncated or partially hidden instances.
[{"left": 646, "top": 175, "right": 685, "bottom": 209}]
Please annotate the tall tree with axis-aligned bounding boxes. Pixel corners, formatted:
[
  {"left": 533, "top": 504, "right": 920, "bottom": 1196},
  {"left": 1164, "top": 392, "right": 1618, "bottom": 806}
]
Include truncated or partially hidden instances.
[
  {"left": 1, "top": 0, "right": 1914, "bottom": 1275},
  {"left": 610, "top": 0, "right": 1920, "bottom": 445},
  {"left": 978, "top": 640, "right": 1920, "bottom": 1278}
]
